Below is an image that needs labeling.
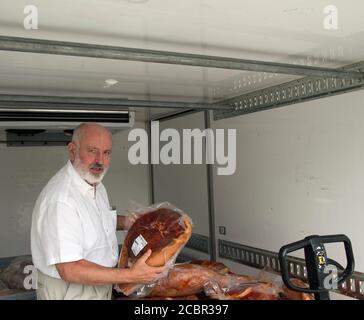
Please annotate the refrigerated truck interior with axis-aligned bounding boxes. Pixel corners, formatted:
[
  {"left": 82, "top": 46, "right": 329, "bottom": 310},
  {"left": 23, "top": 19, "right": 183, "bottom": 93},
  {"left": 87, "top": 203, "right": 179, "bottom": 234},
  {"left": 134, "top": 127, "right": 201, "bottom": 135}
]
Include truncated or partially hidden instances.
[{"left": 0, "top": 0, "right": 364, "bottom": 300}]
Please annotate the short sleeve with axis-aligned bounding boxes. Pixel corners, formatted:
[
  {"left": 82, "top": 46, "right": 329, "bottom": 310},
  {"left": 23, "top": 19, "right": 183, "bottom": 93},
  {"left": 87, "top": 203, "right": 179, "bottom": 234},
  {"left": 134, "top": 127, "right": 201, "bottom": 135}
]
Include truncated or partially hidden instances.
[{"left": 40, "top": 201, "right": 84, "bottom": 266}]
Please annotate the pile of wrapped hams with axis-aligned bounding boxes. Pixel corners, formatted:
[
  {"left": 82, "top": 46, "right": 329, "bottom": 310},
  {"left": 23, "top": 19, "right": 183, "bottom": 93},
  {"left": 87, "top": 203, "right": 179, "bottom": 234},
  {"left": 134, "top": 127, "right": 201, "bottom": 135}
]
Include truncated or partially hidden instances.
[{"left": 114, "top": 205, "right": 313, "bottom": 300}]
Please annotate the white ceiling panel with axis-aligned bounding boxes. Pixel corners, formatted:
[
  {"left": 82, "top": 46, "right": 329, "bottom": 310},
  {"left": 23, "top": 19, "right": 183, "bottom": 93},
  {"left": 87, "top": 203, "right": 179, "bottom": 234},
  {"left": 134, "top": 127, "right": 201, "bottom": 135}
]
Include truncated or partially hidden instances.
[{"left": 0, "top": 0, "right": 363, "bottom": 120}]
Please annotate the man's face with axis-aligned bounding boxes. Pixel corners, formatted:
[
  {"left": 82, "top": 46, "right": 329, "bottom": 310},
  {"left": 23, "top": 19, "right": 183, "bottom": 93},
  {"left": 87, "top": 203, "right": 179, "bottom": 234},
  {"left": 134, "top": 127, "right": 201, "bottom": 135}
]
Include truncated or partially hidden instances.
[{"left": 69, "top": 127, "right": 112, "bottom": 185}]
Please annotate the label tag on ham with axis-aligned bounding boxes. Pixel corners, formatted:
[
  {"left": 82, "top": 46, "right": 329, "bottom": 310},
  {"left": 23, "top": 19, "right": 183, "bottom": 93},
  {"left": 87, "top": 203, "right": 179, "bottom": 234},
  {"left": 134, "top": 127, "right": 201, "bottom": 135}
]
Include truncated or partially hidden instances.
[{"left": 132, "top": 234, "right": 148, "bottom": 256}]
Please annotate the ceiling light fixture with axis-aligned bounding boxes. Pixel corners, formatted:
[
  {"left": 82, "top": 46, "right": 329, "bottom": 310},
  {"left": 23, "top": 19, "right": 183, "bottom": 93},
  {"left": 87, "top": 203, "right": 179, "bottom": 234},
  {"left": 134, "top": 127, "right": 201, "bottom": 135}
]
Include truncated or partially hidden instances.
[
  {"left": 127, "top": 0, "right": 149, "bottom": 3},
  {"left": 104, "top": 79, "right": 119, "bottom": 88}
]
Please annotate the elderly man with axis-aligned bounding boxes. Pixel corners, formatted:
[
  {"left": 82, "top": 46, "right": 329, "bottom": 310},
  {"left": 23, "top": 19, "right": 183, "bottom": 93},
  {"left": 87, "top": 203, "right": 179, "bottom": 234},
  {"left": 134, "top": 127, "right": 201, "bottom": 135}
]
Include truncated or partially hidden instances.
[{"left": 31, "top": 123, "right": 165, "bottom": 300}]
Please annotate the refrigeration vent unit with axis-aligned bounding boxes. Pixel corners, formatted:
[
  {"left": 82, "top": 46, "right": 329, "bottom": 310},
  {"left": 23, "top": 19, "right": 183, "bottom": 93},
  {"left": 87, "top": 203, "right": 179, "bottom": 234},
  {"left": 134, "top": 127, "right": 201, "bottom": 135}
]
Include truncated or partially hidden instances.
[
  {"left": 0, "top": 108, "right": 134, "bottom": 147},
  {"left": 5, "top": 129, "right": 71, "bottom": 147}
]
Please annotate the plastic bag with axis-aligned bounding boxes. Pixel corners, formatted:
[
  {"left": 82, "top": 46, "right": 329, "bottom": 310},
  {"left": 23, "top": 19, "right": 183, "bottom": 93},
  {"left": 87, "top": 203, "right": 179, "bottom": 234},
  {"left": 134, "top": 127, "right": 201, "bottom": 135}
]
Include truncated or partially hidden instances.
[
  {"left": 252, "top": 266, "right": 313, "bottom": 300},
  {"left": 115, "top": 202, "right": 193, "bottom": 298},
  {"left": 202, "top": 273, "right": 270, "bottom": 300},
  {"left": 147, "top": 262, "right": 231, "bottom": 298},
  {"left": 143, "top": 261, "right": 259, "bottom": 300},
  {"left": 206, "top": 265, "right": 313, "bottom": 300},
  {"left": 119, "top": 200, "right": 147, "bottom": 230},
  {"left": 0, "top": 256, "right": 33, "bottom": 290},
  {"left": 280, "top": 278, "right": 314, "bottom": 300},
  {"left": 188, "top": 260, "right": 231, "bottom": 274},
  {"left": 0, "top": 279, "right": 7, "bottom": 291},
  {"left": 203, "top": 265, "right": 301, "bottom": 300},
  {"left": 205, "top": 275, "right": 286, "bottom": 300}
]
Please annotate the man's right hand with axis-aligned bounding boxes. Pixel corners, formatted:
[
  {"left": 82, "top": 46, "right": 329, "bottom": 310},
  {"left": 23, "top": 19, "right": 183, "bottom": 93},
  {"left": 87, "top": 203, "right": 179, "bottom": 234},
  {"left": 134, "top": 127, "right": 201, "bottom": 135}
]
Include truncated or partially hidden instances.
[{"left": 129, "top": 249, "right": 167, "bottom": 284}]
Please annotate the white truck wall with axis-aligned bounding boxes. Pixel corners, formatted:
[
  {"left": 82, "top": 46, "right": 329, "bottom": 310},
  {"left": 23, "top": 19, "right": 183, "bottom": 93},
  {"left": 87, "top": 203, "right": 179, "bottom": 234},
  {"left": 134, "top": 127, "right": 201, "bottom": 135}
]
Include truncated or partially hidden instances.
[
  {"left": 104, "top": 121, "right": 151, "bottom": 245},
  {"left": 0, "top": 121, "right": 150, "bottom": 257},
  {"left": 152, "top": 112, "right": 210, "bottom": 260},
  {"left": 0, "top": 143, "right": 68, "bottom": 258},
  {"left": 212, "top": 89, "right": 364, "bottom": 276}
]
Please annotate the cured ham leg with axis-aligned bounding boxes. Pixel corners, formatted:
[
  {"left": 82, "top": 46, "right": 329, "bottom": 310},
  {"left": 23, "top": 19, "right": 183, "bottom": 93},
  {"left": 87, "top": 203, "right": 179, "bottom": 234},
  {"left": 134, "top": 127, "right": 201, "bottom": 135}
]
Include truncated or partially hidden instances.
[
  {"left": 149, "top": 263, "right": 255, "bottom": 298},
  {"left": 117, "top": 207, "right": 192, "bottom": 296}
]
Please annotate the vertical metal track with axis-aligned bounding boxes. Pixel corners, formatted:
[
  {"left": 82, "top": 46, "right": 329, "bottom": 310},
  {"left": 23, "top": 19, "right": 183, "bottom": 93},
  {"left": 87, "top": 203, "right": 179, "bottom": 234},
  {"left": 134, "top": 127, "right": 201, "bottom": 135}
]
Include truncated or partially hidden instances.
[
  {"left": 146, "top": 117, "right": 155, "bottom": 205},
  {"left": 205, "top": 110, "right": 216, "bottom": 261}
]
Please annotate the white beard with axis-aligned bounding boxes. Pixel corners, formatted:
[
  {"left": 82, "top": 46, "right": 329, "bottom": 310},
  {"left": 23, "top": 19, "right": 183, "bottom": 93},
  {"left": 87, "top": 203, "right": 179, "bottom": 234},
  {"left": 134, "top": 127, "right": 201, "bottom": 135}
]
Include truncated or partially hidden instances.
[
  {"left": 81, "top": 168, "right": 108, "bottom": 185},
  {"left": 73, "top": 154, "right": 108, "bottom": 185}
]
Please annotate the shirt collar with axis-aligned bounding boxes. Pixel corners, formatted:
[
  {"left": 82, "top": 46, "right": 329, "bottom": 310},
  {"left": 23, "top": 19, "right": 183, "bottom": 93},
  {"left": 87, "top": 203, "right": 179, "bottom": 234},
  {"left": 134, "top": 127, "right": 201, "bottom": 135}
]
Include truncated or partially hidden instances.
[{"left": 66, "top": 160, "right": 101, "bottom": 196}]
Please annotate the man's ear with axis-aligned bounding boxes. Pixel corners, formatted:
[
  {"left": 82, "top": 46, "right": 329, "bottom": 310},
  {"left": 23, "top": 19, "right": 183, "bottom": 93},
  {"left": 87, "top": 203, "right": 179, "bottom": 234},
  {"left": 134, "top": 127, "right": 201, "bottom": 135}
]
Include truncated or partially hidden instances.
[{"left": 68, "top": 142, "right": 77, "bottom": 161}]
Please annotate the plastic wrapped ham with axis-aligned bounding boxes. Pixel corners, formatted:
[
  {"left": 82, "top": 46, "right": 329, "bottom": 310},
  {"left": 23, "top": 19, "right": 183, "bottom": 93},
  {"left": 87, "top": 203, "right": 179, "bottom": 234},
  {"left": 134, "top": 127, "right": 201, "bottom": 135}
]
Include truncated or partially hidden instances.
[
  {"left": 280, "top": 278, "right": 314, "bottom": 300},
  {"left": 0, "top": 256, "right": 33, "bottom": 290},
  {"left": 148, "top": 262, "right": 255, "bottom": 298},
  {"left": 116, "top": 202, "right": 193, "bottom": 297},
  {"left": 0, "top": 279, "right": 7, "bottom": 291},
  {"left": 188, "top": 260, "right": 231, "bottom": 274},
  {"left": 146, "top": 260, "right": 313, "bottom": 300}
]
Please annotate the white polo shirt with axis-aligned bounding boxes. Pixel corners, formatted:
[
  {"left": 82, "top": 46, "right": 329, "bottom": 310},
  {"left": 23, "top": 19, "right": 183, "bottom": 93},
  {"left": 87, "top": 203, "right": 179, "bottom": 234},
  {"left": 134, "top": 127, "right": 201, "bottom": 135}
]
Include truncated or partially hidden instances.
[{"left": 31, "top": 160, "right": 119, "bottom": 279}]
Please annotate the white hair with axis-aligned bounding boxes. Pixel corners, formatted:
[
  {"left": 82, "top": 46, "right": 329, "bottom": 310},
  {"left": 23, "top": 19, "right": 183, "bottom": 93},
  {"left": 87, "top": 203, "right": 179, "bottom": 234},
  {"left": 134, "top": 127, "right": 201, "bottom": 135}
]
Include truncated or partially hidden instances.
[{"left": 71, "top": 123, "right": 87, "bottom": 147}]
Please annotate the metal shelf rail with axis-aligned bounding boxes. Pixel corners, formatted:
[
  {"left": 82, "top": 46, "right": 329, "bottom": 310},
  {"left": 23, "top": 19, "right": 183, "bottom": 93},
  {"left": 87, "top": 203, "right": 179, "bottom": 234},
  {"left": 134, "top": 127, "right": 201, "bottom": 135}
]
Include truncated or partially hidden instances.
[{"left": 218, "top": 239, "right": 364, "bottom": 300}]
